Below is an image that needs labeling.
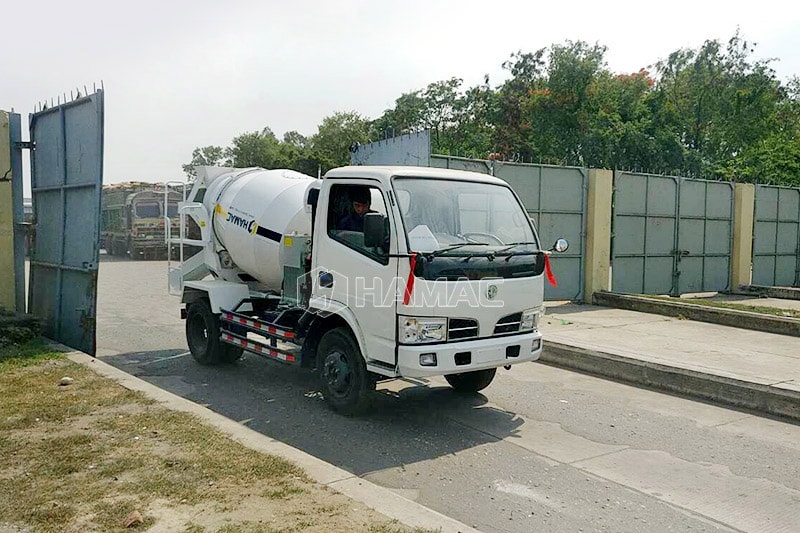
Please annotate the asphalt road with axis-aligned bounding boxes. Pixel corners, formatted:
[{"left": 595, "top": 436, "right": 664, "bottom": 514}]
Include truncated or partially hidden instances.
[{"left": 97, "top": 253, "right": 800, "bottom": 533}]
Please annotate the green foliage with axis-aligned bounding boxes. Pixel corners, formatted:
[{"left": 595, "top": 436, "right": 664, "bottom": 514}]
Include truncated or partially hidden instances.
[
  {"left": 181, "top": 146, "right": 229, "bottom": 179},
  {"left": 309, "top": 111, "right": 371, "bottom": 173},
  {"left": 184, "top": 32, "right": 800, "bottom": 186},
  {"left": 0, "top": 308, "right": 42, "bottom": 350}
]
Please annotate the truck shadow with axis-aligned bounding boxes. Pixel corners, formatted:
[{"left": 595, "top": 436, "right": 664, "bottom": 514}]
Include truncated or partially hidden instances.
[{"left": 100, "top": 349, "right": 525, "bottom": 476}]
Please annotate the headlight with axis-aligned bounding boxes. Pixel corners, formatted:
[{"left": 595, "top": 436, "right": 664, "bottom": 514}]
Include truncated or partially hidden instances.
[
  {"left": 520, "top": 307, "right": 544, "bottom": 331},
  {"left": 399, "top": 316, "right": 446, "bottom": 344}
]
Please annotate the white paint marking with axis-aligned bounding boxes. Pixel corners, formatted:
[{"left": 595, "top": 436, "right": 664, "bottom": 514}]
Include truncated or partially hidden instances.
[
  {"left": 140, "top": 351, "right": 192, "bottom": 365},
  {"left": 494, "top": 480, "right": 564, "bottom": 510}
]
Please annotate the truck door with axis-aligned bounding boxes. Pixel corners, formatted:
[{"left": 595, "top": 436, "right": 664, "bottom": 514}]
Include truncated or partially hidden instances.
[{"left": 313, "top": 181, "right": 398, "bottom": 368}]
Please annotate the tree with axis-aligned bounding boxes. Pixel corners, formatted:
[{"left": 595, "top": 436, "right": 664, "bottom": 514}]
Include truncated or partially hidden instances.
[
  {"left": 493, "top": 49, "right": 547, "bottom": 161},
  {"left": 227, "top": 127, "right": 284, "bottom": 168},
  {"left": 524, "top": 41, "right": 610, "bottom": 166},
  {"left": 370, "top": 91, "right": 427, "bottom": 140},
  {"left": 182, "top": 146, "right": 228, "bottom": 179},
  {"left": 310, "top": 111, "right": 371, "bottom": 173},
  {"left": 652, "top": 32, "right": 784, "bottom": 179}
]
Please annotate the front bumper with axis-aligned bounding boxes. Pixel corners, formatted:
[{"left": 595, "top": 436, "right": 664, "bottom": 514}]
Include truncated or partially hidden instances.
[{"left": 397, "top": 331, "right": 542, "bottom": 378}]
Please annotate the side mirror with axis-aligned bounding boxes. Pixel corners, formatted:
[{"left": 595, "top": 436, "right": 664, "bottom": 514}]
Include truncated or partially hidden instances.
[
  {"left": 550, "top": 238, "right": 569, "bottom": 253},
  {"left": 363, "top": 213, "right": 386, "bottom": 248}
]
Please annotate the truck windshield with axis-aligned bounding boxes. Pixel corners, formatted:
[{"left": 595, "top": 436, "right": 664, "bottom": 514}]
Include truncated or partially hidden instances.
[
  {"left": 393, "top": 177, "right": 537, "bottom": 253},
  {"left": 134, "top": 202, "right": 160, "bottom": 218}
]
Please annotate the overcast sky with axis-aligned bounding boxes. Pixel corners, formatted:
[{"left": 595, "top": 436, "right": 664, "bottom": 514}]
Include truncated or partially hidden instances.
[{"left": 2, "top": 0, "right": 799, "bottom": 191}]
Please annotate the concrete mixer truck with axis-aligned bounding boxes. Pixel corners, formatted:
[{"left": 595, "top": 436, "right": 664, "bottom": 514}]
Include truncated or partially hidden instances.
[{"left": 168, "top": 165, "right": 568, "bottom": 415}]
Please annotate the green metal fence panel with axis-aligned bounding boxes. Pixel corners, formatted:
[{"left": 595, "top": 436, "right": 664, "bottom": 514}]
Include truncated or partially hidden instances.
[
  {"left": 676, "top": 180, "right": 734, "bottom": 294},
  {"left": 612, "top": 172, "right": 678, "bottom": 294},
  {"left": 431, "top": 156, "right": 586, "bottom": 301},
  {"left": 612, "top": 172, "right": 733, "bottom": 295},
  {"left": 753, "top": 185, "right": 800, "bottom": 287}
]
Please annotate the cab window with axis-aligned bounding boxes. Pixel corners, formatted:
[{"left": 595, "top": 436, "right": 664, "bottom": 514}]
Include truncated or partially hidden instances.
[{"left": 327, "top": 184, "right": 389, "bottom": 264}]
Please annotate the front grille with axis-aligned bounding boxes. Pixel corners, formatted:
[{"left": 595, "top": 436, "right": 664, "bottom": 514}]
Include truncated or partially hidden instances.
[
  {"left": 494, "top": 312, "right": 522, "bottom": 335},
  {"left": 448, "top": 318, "right": 478, "bottom": 340}
]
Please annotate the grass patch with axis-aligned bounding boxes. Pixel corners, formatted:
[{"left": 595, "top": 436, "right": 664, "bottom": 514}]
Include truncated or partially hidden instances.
[
  {"left": 0, "top": 337, "right": 64, "bottom": 368},
  {"left": 0, "top": 346, "right": 421, "bottom": 532},
  {"left": 644, "top": 295, "right": 800, "bottom": 319}
]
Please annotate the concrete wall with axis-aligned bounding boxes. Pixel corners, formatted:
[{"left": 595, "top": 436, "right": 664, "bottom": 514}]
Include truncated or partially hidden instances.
[
  {"left": 731, "top": 184, "right": 755, "bottom": 290},
  {"left": 584, "top": 169, "right": 613, "bottom": 303}
]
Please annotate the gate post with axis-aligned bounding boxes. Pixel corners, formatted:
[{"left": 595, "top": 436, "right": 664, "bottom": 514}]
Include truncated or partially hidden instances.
[
  {"left": 584, "top": 168, "right": 613, "bottom": 303},
  {"left": 0, "top": 111, "right": 14, "bottom": 310},
  {"left": 731, "top": 183, "right": 755, "bottom": 291}
]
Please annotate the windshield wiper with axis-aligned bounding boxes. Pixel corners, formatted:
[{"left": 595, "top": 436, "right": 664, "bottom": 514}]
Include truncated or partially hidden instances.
[
  {"left": 495, "top": 242, "right": 540, "bottom": 262},
  {"left": 496, "top": 242, "right": 538, "bottom": 252},
  {"left": 427, "top": 242, "right": 489, "bottom": 257}
]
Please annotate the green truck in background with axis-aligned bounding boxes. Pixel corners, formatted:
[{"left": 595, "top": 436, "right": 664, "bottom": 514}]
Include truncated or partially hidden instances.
[{"left": 101, "top": 182, "right": 182, "bottom": 259}]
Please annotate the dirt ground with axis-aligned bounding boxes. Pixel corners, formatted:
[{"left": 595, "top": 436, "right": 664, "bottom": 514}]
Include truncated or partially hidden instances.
[{"left": 0, "top": 352, "right": 424, "bottom": 533}]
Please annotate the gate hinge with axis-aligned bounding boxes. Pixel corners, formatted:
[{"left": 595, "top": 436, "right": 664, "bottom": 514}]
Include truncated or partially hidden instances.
[{"left": 14, "top": 141, "right": 35, "bottom": 150}]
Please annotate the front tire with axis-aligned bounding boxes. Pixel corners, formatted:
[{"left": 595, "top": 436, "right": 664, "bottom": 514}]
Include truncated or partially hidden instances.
[
  {"left": 444, "top": 368, "right": 496, "bottom": 393},
  {"left": 185, "top": 300, "right": 243, "bottom": 365},
  {"left": 317, "top": 328, "right": 374, "bottom": 416}
]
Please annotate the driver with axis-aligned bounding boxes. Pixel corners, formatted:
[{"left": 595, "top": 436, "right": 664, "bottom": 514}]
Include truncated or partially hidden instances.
[{"left": 338, "top": 187, "right": 374, "bottom": 231}]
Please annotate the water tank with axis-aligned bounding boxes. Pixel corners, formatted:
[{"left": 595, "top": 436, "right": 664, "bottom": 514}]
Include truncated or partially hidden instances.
[{"left": 204, "top": 168, "right": 317, "bottom": 291}]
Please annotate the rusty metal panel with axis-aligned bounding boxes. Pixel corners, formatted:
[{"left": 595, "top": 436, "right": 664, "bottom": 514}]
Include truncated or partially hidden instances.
[{"left": 28, "top": 90, "right": 103, "bottom": 354}]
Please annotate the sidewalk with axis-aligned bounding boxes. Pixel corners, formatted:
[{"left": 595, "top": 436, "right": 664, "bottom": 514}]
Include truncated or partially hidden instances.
[{"left": 539, "top": 300, "right": 800, "bottom": 421}]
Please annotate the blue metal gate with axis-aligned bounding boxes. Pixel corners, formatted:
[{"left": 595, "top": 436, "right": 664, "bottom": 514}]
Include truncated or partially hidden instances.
[{"left": 28, "top": 90, "right": 104, "bottom": 354}]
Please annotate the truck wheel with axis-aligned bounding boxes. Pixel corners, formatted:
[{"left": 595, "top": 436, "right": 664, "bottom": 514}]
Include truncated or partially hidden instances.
[
  {"left": 317, "top": 327, "right": 374, "bottom": 416},
  {"left": 444, "top": 368, "right": 496, "bottom": 393},
  {"left": 185, "top": 300, "right": 242, "bottom": 365}
]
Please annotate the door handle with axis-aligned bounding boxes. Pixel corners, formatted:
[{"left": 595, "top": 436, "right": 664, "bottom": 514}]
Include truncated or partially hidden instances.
[{"left": 319, "top": 271, "right": 334, "bottom": 288}]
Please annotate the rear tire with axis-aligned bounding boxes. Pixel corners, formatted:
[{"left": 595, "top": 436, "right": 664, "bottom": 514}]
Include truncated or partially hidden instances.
[
  {"left": 317, "top": 327, "right": 374, "bottom": 416},
  {"left": 444, "top": 368, "right": 496, "bottom": 393},
  {"left": 186, "top": 300, "right": 243, "bottom": 365}
]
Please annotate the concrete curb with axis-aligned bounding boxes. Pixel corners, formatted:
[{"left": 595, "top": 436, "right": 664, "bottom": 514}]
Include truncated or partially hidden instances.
[
  {"left": 66, "top": 351, "right": 480, "bottom": 533},
  {"left": 540, "top": 341, "right": 800, "bottom": 422},
  {"left": 738, "top": 285, "right": 800, "bottom": 301},
  {"left": 593, "top": 291, "right": 800, "bottom": 338}
]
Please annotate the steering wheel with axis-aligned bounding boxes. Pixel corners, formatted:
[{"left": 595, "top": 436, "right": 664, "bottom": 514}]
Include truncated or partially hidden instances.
[{"left": 460, "top": 232, "right": 505, "bottom": 246}]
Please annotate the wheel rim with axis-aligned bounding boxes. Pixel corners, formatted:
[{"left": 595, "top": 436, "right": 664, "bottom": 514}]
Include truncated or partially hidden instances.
[{"left": 323, "top": 350, "right": 352, "bottom": 399}]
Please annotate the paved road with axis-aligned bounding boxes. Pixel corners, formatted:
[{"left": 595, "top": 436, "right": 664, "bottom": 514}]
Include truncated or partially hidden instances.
[{"left": 97, "top": 254, "right": 800, "bottom": 532}]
